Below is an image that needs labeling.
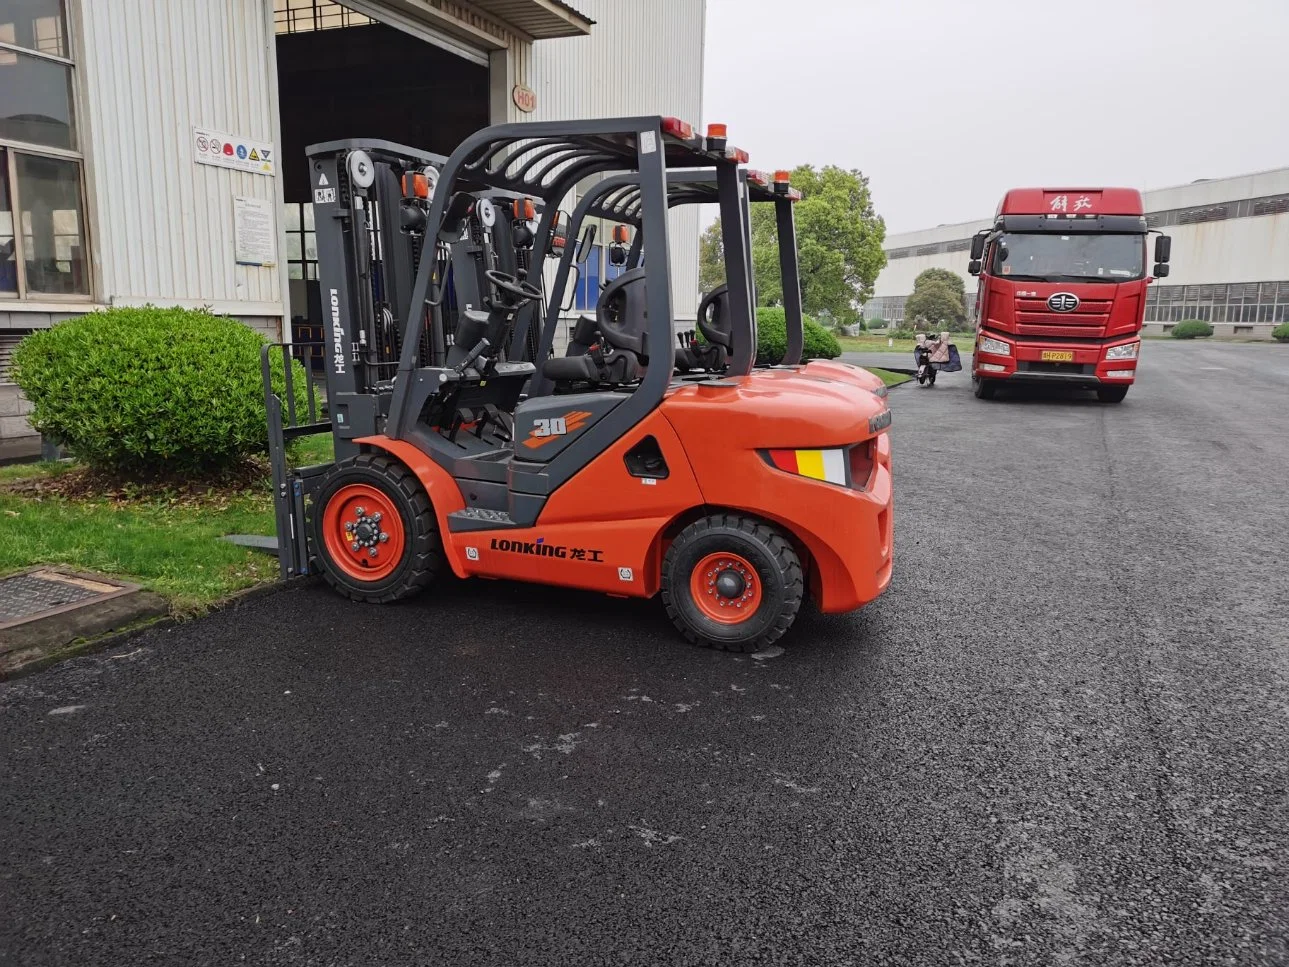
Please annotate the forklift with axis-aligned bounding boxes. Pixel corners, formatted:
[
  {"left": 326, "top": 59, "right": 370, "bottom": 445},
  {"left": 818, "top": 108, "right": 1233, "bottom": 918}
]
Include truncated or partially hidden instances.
[{"left": 263, "top": 118, "right": 893, "bottom": 651}]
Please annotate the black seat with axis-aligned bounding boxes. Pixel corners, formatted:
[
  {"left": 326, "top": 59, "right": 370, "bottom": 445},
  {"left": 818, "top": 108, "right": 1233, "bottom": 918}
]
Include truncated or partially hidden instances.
[
  {"left": 542, "top": 268, "right": 648, "bottom": 385},
  {"left": 691, "top": 283, "right": 731, "bottom": 372}
]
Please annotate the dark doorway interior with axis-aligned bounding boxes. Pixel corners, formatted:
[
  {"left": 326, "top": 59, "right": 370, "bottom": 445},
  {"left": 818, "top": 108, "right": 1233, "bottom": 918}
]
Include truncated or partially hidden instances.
[{"left": 275, "top": 22, "right": 489, "bottom": 323}]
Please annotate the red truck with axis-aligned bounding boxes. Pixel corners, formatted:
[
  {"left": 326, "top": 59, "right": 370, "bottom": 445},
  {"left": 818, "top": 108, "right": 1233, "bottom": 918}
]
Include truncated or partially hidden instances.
[{"left": 967, "top": 187, "right": 1171, "bottom": 403}]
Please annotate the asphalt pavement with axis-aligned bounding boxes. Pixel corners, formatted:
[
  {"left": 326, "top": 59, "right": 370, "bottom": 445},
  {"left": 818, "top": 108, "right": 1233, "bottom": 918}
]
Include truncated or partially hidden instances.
[{"left": 3, "top": 340, "right": 1287, "bottom": 966}]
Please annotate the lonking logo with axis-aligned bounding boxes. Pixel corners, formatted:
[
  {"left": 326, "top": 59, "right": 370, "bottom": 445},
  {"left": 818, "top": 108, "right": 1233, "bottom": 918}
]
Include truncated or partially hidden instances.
[{"left": 329, "top": 289, "right": 345, "bottom": 375}]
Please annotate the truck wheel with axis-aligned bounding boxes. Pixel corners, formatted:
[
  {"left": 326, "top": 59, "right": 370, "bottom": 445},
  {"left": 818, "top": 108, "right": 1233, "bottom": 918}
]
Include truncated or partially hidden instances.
[
  {"left": 972, "top": 375, "right": 997, "bottom": 399},
  {"left": 1097, "top": 385, "right": 1129, "bottom": 403},
  {"left": 661, "top": 514, "right": 803, "bottom": 652},
  {"left": 310, "top": 453, "right": 442, "bottom": 603}
]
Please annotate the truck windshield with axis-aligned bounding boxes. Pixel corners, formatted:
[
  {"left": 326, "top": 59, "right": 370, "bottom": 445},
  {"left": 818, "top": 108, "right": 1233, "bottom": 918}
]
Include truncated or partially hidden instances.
[{"left": 993, "top": 233, "right": 1145, "bottom": 283}]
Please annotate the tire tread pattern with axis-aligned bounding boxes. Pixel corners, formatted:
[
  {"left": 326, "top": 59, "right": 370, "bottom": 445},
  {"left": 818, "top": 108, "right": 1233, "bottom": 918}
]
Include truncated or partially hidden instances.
[
  {"left": 312, "top": 453, "right": 442, "bottom": 604},
  {"left": 661, "top": 513, "right": 804, "bottom": 653}
]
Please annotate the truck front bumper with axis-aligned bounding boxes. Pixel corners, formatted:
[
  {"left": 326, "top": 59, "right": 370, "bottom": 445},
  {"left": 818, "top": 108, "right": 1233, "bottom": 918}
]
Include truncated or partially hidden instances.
[{"left": 974, "top": 332, "right": 1140, "bottom": 384}]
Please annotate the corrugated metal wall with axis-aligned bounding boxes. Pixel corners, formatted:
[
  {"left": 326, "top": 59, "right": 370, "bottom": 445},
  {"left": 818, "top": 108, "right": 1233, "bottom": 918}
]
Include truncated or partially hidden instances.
[
  {"left": 526, "top": 0, "right": 706, "bottom": 321},
  {"left": 76, "top": 0, "right": 286, "bottom": 319}
]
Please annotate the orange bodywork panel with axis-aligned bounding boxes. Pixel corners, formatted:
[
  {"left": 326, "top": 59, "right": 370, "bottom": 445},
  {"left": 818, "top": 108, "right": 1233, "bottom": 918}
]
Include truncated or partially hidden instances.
[
  {"left": 800, "top": 359, "right": 887, "bottom": 396},
  {"left": 660, "top": 371, "right": 893, "bottom": 612},
  {"left": 445, "top": 411, "right": 704, "bottom": 598}
]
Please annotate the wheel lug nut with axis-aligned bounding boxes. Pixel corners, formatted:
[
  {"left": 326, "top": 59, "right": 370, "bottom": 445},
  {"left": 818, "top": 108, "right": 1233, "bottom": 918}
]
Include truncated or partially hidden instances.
[
  {"left": 351, "top": 542, "right": 360, "bottom": 552},
  {"left": 344, "top": 521, "right": 355, "bottom": 532},
  {"left": 372, "top": 513, "right": 382, "bottom": 523},
  {"left": 368, "top": 547, "right": 378, "bottom": 558},
  {"left": 355, "top": 506, "right": 366, "bottom": 516},
  {"left": 379, "top": 532, "right": 389, "bottom": 543}
]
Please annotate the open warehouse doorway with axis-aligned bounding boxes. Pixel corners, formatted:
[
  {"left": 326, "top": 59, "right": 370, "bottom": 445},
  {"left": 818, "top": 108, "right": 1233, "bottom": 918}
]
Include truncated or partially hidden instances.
[{"left": 272, "top": 0, "right": 492, "bottom": 335}]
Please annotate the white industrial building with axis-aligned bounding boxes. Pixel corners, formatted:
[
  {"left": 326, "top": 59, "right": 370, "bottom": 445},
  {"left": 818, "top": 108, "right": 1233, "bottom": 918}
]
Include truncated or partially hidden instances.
[
  {"left": 0, "top": 0, "right": 706, "bottom": 458},
  {"left": 866, "top": 167, "right": 1289, "bottom": 338}
]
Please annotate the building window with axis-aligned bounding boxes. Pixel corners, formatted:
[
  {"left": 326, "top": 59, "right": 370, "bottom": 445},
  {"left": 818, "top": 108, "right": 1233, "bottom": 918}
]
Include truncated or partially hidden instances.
[
  {"left": 284, "top": 203, "right": 318, "bottom": 280},
  {"left": 574, "top": 243, "right": 601, "bottom": 310},
  {"left": 0, "top": 0, "right": 89, "bottom": 300}
]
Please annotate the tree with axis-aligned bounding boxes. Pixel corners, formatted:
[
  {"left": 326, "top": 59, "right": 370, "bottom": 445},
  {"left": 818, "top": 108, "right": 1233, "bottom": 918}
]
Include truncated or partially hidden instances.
[
  {"left": 698, "top": 220, "right": 725, "bottom": 294},
  {"left": 903, "top": 268, "right": 968, "bottom": 331},
  {"left": 697, "top": 165, "right": 887, "bottom": 325}
]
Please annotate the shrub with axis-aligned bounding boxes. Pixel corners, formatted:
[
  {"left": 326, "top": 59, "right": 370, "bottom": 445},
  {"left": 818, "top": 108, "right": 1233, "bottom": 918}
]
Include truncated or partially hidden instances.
[
  {"left": 752, "top": 307, "right": 841, "bottom": 364},
  {"left": 1272, "top": 322, "right": 1289, "bottom": 343},
  {"left": 12, "top": 306, "right": 307, "bottom": 475},
  {"left": 1171, "top": 319, "right": 1214, "bottom": 339}
]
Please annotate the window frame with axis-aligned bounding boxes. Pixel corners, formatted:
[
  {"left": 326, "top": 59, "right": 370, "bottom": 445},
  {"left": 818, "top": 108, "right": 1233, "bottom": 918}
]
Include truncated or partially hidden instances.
[{"left": 0, "top": 1, "right": 92, "bottom": 303}]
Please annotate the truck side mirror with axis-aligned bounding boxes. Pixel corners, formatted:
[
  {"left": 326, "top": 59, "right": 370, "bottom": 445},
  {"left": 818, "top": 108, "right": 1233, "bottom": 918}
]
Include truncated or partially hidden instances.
[
  {"left": 968, "top": 259, "right": 982, "bottom": 276},
  {"left": 1153, "top": 263, "right": 1170, "bottom": 278},
  {"left": 1154, "top": 234, "right": 1171, "bottom": 264},
  {"left": 970, "top": 234, "right": 986, "bottom": 261}
]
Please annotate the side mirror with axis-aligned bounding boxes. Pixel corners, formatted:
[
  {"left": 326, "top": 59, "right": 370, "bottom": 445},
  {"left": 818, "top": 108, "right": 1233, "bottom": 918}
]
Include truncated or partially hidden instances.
[
  {"left": 969, "top": 234, "right": 986, "bottom": 261},
  {"left": 574, "top": 223, "right": 597, "bottom": 264},
  {"left": 1154, "top": 234, "right": 1171, "bottom": 264},
  {"left": 561, "top": 265, "right": 581, "bottom": 312},
  {"left": 1153, "top": 263, "right": 1170, "bottom": 278},
  {"left": 968, "top": 259, "right": 982, "bottom": 276}
]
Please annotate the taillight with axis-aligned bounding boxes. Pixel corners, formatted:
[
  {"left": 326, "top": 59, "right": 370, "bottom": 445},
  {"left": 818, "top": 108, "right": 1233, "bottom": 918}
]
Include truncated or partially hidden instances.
[
  {"left": 849, "top": 440, "right": 875, "bottom": 490},
  {"left": 764, "top": 441, "right": 880, "bottom": 490}
]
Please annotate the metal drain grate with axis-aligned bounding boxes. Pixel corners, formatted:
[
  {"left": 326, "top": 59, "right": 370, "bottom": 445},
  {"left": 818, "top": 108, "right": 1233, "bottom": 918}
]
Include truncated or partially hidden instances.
[{"left": 0, "top": 569, "right": 128, "bottom": 626}]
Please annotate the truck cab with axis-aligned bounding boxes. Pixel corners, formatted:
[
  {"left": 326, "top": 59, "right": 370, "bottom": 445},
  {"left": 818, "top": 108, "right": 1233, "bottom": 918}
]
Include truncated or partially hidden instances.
[{"left": 967, "top": 187, "right": 1171, "bottom": 403}]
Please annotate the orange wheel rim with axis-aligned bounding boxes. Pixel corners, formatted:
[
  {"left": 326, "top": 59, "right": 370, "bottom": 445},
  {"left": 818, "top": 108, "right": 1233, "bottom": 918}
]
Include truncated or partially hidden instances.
[
  {"left": 321, "top": 484, "right": 406, "bottom": 582},
  {"left": 690, "top": 552, "right": 762, "bottom": 624}
]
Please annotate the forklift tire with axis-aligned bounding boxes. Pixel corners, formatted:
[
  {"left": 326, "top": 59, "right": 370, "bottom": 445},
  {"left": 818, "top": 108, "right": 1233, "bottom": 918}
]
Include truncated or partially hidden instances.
[
  {"left": 661, "top": 513, "right": 803, "bottom": 652},
  {"left": 972, "top": 375, "right": 998, "bottom": 400},
  {"left": 1097, "top": 384, "right": 1129, "bottom": 403},
  {"left": 310, "top": 454, "right": 442, "bottom": 603}
]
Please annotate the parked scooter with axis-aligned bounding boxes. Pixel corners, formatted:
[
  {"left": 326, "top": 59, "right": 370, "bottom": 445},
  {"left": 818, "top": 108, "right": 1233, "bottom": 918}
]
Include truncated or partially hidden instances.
[{"left": 913, "top": 332, "right": 963, "bottom": 386}]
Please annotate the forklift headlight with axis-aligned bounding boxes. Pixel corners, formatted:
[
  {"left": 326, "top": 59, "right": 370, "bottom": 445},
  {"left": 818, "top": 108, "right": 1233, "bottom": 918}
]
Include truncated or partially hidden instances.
[
  {"left": 868, "top": 408, "right": 892, "bottom": 434},
  {"left": 873, "top": 384, "right": 889, "bottom": 399},
  {"left": 979, "top": 335, "right": 1011, "bottom": 356},
  {"left": 1105, "top": 341, "right": 1140, "bottom": 360}
]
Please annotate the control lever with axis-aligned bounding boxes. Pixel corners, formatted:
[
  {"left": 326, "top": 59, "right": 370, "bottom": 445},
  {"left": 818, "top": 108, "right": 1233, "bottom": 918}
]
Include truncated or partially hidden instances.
[{"left": 454, "top": 338, "right": 492, "bottom": 375}]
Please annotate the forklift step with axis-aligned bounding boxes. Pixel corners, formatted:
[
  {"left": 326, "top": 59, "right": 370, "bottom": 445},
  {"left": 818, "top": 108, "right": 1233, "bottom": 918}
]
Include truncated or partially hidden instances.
[{"left": 447, "top": 507, "right": 522, "bottom": 532}]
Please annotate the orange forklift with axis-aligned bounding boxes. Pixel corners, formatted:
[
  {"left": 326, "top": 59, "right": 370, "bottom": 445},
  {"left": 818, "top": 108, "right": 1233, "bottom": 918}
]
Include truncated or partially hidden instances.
[{"left": 264, "top": 118, "right": 893, "bottom": 650}]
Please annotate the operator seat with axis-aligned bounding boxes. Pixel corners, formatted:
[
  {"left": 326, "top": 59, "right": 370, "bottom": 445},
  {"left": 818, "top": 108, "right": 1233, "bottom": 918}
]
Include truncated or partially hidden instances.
[
  {"left": 689, "top": 283, "right": 732, "bottom": 372},
  {"left": 542, "top": 268, "right": 648, "bottom": 385}
]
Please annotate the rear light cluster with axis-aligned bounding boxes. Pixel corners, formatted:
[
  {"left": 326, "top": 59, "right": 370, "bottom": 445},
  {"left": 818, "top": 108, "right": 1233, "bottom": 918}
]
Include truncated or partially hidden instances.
[
  {"left": 661, "top": 117, "right": 694, "bottom": 140},
  {"left": 764, "top": 423, "right": 890, "bottom": 492}
]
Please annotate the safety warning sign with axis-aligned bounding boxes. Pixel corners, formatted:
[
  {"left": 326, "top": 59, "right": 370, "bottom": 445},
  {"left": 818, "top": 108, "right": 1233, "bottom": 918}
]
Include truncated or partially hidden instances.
[{"left": 193, "top": 125, "right": 276, "bottom": 177}]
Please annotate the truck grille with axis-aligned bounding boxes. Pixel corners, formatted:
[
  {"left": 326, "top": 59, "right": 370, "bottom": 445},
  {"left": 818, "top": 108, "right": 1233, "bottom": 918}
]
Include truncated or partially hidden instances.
[{"left": 1014, "top": 297, "right": 1113, "bottom": 338}]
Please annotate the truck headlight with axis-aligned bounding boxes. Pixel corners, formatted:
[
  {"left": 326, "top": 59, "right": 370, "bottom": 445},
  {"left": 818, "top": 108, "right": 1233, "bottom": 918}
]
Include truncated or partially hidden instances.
[
  {"left": 979, "top": 335, "right": 1011, "bottom": 356},
  {"left": 1105, "top": 342, "right": 1140, "bottom": 360}
]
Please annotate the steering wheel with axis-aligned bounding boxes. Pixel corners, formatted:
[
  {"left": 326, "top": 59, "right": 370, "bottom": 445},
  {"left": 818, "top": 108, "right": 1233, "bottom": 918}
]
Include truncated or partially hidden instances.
[{"left": 485, "top": 269, "right": 542, "bottom": 305}]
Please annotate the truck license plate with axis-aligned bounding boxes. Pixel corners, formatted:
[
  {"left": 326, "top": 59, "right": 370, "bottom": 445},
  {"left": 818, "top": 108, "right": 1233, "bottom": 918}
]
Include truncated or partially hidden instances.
[{"left": 1040, "top": 350, "right": 1075, "bottom": 362}]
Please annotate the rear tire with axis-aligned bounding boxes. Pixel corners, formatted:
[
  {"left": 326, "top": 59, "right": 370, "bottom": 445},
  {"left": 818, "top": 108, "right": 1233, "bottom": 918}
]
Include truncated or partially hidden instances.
[
  {"left": 973, "top": 375, "right": 998, "bottom": 399},
  {"left": 1097, "top": 384, "right": 1129, "bottom": 403},
  {"left": 661, "top": 514, "right": 803, "bottom": 652},
  {"left": 310, "top": 453, "right": 442, "bottom": 603}
]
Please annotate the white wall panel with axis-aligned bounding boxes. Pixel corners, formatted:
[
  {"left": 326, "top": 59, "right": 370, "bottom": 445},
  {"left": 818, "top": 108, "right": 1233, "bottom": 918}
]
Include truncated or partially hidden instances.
[
  {"left": 526, "top": 0, "right": 706, "bottom": 320},
  {"left": 76, "top": 0, "right": 285, "bottom": 320}
]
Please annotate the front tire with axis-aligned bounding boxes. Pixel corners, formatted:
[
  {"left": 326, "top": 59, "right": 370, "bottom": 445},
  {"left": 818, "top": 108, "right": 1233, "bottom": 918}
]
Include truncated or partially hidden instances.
[
  {"left": 310, "top": 453, "right": 442, "bottom": 603},
  {"left": 661, "top": 514, "right": 803, "bottom": 652},
  {"left": 1097, "top": 384, "right": 1129, "bottom": 403},
  {"left": 973, "top": 375, "right": 998, "bottom": 399}
]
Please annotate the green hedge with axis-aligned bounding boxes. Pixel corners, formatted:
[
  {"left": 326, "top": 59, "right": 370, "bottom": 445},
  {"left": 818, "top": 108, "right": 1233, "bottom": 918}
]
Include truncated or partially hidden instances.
[
  {"left": 12, "top": 306, "right": 306, "bottom": 475},
  {"left": 1273, "top": 322, "right": 1289, "bottom": 343},
  {"left": 754, "top": 307, "right": 842, "bottom": 365},
  {"left": 1171, "top": 319, "right": 1214, "bottom": 339}
]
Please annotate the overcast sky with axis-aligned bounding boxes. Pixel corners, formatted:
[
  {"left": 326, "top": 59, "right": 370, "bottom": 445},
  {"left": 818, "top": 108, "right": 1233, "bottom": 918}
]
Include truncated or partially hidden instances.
[{"left": 702, "top": 0, "right": 1289, "bottom": 236}]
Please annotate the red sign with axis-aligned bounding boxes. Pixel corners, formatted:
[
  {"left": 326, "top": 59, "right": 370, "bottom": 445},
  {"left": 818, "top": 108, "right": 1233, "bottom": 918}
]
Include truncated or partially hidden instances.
[
  {"left": 512, "top": 84, "right": 537, "bottom": 114},
  {"left": 1043, "top": 191, "right": 1102, "bottom": 214}
]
